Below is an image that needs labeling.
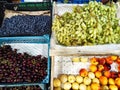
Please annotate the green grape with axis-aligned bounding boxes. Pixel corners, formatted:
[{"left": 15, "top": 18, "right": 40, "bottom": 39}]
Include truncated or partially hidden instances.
[{"left": 52, "top": 1, "right": 120, "bottom": 46}]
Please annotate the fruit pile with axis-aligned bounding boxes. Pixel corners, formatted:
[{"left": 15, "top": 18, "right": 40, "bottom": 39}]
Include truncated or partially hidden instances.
[
  {"left": 0, "top": 45, "right": 47, "bottom": 83},
  {"left": 0, "top": 85, "right": 42, "bottom": 90},
  {"left": 0, "top": 15, "right": 51, "bottom": 37},
  {"left": 53, "top": 56, "right": 120, "bottom": 90},
  {"left": 52, "top": 1, "right": 120, "bottom": 46}
]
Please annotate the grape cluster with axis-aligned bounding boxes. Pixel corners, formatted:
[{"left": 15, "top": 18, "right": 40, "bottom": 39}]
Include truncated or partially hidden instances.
[
  {"left": 0, "top": 85, "right": 42, "bottom": 90},
  {"left": 52, "top": 1, "right": 120, "bottom": 46},
  {"left": 0, "top": 45, "right": 48, "bottom": 83},
  {"left": 0, "top": 15, "right": 51, "bottom": 37}
]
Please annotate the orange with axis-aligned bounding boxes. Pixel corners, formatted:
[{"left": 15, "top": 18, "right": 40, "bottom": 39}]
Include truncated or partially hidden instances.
[{"left": 89, "top": 65, "right": 97, "bottom": 72}]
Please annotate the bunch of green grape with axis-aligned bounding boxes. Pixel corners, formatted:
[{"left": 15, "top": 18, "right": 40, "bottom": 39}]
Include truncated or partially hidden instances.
[{"left": 52, "top": 1, "right": 120, "bottom": 46}]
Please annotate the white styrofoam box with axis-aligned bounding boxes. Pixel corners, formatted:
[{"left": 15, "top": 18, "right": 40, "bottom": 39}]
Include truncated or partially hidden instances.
[{"left": 54, "top": 56, "right": 118, "bottom": 77}]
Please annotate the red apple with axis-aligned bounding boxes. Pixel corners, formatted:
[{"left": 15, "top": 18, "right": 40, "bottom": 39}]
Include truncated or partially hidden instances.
[
  {"left": 111, "top": 71, "right": 118, "bottom": 79},
  {"left": 118, "top": 72, "right": 120, "bottom": 77},
  {"left": 104, "top": 64, "right": 111, "bottom": 71},
  {"left": 116, "top": 58, "right": 120, "bottom": 64},
  {"left": 106, "top": 56, "right": 113, "bottom": 65},
  {"left": 79, "top": 68, "right": 88, "bottom": 77},
  {"left": 99, "top": 58, "right": 106, "bottom": 65}
]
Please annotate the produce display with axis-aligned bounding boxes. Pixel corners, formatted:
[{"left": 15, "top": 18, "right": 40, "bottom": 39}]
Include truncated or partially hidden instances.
[
  {"left": 0, "top": 85, "right": 42, "bottom": 90},
  {"left": 53, "top": 56, "right": 120, "bottom": 90},
  {"left": 0, "top": 45, "right": 47, "bottom": 83},
  {"left": 52, "top": 1, "right": 120, "bottom": 46},
  {"left": 0, "top": 15, "right": 51, "bottom": 37}
]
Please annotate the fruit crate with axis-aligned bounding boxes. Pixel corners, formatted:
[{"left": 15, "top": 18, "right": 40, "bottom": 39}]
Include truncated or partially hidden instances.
[
  {"left": 4, "top": 2, "right": 52, "bottom": 11},
  {"left": 0, "top": 84, "right": 46, "bottom": 89},
  {"left": 51, "top": 55, "right": 120, "bottom": 90},
  {"left": 51, "top": 2, "right": 120, "bottom": 55},
  {"left": 0, "top": 1, "right": 52, "bottom": 37},
  {"left": 0, "top": 35, "right": 50, "bottom": 86}
]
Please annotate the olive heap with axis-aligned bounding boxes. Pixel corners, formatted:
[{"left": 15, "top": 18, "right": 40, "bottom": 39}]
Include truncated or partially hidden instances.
[
  {"left": 0, "top": 45, "right": 47, "bottom": 83},
  {"left": 0, "top": 15, "right": 51, "bottom": 37},
  {"left": 0, "top": 85, "right": 42, "bottom": 90},
  {"left": 52, "top": 1, "right": 120, "bottom": 46}
]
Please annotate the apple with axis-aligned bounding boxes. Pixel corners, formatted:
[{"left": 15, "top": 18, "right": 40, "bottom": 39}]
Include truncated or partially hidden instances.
[
  {"left": 98, "top": 64, "right": 104, "bottom": 71},
  {"left": 104, "top": 71, "right": 111, "bottom": 78},
  {"left": 79, "top": 68, "right": 88, "bottom": 77},
  {"left": 118, "top": 72, "right": 120, "bottom": 77},
  {"left": 58, "top": 74, "right": 68, "bottom": 83},
  {"left": 88, "top": 72, "right": 95, "bottom": 79},
  {"left": 99, "top": 76, "right": 108, "bottom": 85},
  {"left": 104, "top": 64, "right": 111, "bottom": 71},
  {"left": 111, "top": 71, "right": 118, "bottom": 79},
  {"left": 99, "top": 58, "right": 106, "bottom": 65},
  {"left": 54, "top": 87, "right": 62, "bottom": 90},
  {"left": 95, "top": 71, "right": 102, "bottom": 78},
  {"left": 106, "top": 56, "right": 113, "bottom": 64},
  {"left": 109, "top": 85, "right": 118, "bottom": 90},
  {"left": 72, "top": 82, "right": 79, "bottom": 89},
  {"left": 101, "top": 85, "right": 109, "bottom": 90},
  {"left": 83, "top": 77, "right": 91, "bottom": 85},
  {"left": 68, "top": 75, "right": 76, "bottom": 83},
  {"left": 79, "top": 84, "right": 87, "bottom": 90},
  {"left": 76, "top": 75, "right": 83, "bottom": 83},
  {"left": 116, "top": 57, "right": 120, "bottom": 64},
  {"left": 72, "top": 57, "right": 80, "bottom": 62},
  {"left": 91, "top": 83, "right": 100, "bottom": 90},
  {"left": 90, "top": 57, "right": 99, "bottom": 65},
  {"left": 115, "top": 78, "right": 120, "bottom": 87},
  {"left": 80, "top": 57, "right": 88, "bottom": 63},
  {"left": 109, "top": 78, "right": 115, "bottom": 85},
  {"left": 63, "top": 82, "right": 71, "bottom": 90},
  {"left": 53, "top": 78, "right": 61, "bottom": 87},
  {"left": 110, "top": 56, "right": 118, "bottom": 61},
  {"left": 92, "top": 78, "right": 100, "bottom": 84}
]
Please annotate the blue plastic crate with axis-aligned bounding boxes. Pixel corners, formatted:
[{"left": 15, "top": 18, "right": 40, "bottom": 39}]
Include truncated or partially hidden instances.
[
  {"left": 0, "top": 35, "right": 50, "bottom": 44},
  {"left": 0, "top": 35, "right": 50, "bottom": 86},
  {"left": 0, "top": 84, "right": 46, "bottom": 89}
]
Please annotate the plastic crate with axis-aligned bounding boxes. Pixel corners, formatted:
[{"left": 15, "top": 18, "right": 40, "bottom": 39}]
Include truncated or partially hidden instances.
[
  {"left": 0, "top": 35, "right": 50, "bottom": 86},
  {"left": 0, "top": 2, "right": 52, "bottom": 37},
  {"left": 0, "top": 84, "right": 46, "bottom": 89},
  {"left": 5, "top": 2, "right": 52, "bottom": 11}
]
